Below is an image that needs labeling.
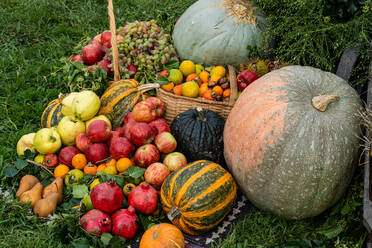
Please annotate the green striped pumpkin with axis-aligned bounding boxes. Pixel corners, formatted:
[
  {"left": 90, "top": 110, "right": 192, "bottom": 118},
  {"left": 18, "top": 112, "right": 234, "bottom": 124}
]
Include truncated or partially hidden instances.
[
  {"left": 41, "top": 99, "right": 64, "bottom": 128},
  {"left": 160, "top": 160, "right": 237, "bottom": 235},
  {"left": 98, "top": 79, "right": 145, "bottom": 128}
]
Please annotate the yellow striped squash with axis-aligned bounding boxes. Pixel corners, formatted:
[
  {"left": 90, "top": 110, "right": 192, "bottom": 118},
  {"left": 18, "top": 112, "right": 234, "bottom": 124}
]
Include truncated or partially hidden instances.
[
  {"left": 160, "top": 160, "right": 237, "bottom": 235},
  {"left": 98, "top": 79, "right": 145, "bottom": 128},
  {"left": 41, "top": 99, "right": 64, "bottom": 128}
]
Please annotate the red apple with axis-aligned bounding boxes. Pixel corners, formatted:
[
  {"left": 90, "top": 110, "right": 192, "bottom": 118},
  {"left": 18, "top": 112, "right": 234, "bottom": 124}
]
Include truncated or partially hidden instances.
[
  {"left": 123, "top": 121, "right": 137, "bottom": 140},
  {"left": 115, "top": 127, "right": 125, "bottom": 136},
  {"left": 107, "top": 130, "right": 122, "bottom": 147},
  {"left": 75, "top": 133, "right": 92, "bottom": 152},
  {"left": 144, "top": 162, "right": 170, "bottom": 189},
  {"left": 110, "top": 137, "right": 135, "bottom": 160},
  {"left": 101, "top": 31, "right": 112, "bottom": 44},
  {"left": 98, "top": 60, "right": 113, "bottom": 75},
  {"left": 163, "top": 152, "right": 187, "bottom": 172},
  {"left": 124, "top": 112, "right": 135, "bottom": 124},
  {"left": 82, "top": 44, "right": 104, "bottom": 65},
  {"left": 71, "top": 54, "right": 83, "bottom": 63},
  {"left": 86, "top": 143, "right": 109, "bottom": 164},
  {"left": 145, "top": 97, "right": 165, "bottom": 117},
  {"left": 237, "top": 70, "right": 259, "bottom": 91},
  {"left": 155, "top": 132, "right": 177, "bottom": 154},
  {"left": 90, "top": 39, "right": 103, "bottom": 48},
  {"left": 129, "top": 122, "right": 155, "bottom": 146},
  {"left": 134, "top": 144, "right": 160, "bottom": 168},
  {"left": 93, "top": 34, "right": 102, "bottom": 44},
  {"left": 87, "top": 120, "right": 111, "bottom": 143},
  {"left": 149, "top": 118, "right": 170, "bottom": 135},
  {"left": 132, "top": 101, "right": 157, "bottom": 123},
  {"left": 127, "top": 64, "right": 138, "bottom": 79},
  {"left": 59, "top": 146, "right": 80, "bottom": 167}
]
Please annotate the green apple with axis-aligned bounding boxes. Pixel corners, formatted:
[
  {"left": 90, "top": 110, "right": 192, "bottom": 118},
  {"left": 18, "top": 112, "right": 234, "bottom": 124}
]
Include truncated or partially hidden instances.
[
  {"left": 57, "top": 116, "right": 85, "bottom": 146},
  {"left": 72, "top": 90, "right": 100, "bottom": 121},
  {"left": 33, "top": 128, "right": 62, "bottom": 154},
  {"left": 86, "top": 115, "right": 112, "bottom": 130},
  {"left": 61, "top": 92, "right": 78, "bottom": 116},
  {"left": 64, "top": 169, "right": 84, "bottom": 186},
  {"left": 16, "top": 133, "right": 36, "bottom": 156}
]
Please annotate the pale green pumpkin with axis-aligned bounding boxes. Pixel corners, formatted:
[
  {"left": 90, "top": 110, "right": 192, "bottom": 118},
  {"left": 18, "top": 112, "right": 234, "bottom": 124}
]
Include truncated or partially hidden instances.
[{"left": 172, "top": 0, "right": 271, "bottom": 66}]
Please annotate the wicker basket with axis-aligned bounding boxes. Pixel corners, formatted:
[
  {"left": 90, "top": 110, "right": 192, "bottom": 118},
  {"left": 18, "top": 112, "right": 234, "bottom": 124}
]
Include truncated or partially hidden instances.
[
  {"left": 136, "top": 65, "right": 238, "bottom": 124},
  {"left": 107, "top": 0, "right": 238, "bottom": 124}
]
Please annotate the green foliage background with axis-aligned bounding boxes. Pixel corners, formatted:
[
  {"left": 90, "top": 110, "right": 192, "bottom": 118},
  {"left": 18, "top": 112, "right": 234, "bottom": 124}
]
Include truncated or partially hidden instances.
[{"left": 0, "top": 0, "right": 370, "bottom": 247}]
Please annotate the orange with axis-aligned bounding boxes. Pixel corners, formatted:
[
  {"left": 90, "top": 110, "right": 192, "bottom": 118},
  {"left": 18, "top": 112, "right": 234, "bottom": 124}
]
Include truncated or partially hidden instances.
[
  {"left": 161, "top": 82, "right": 174, "bottom": 92},
  {"left": 105, "top": 158, "right": 116, "bottom": 167},
  {"left": 212, "top": 85, "right": 223, "bottom": 96},
  {"left": 199, "top": 71, "right": 209, "bottom": 84},
  {"left": 97, "top": 164, "right": 107, "bottom": 173},
  {"left": 54, "top": 164, "right": 70, "bottom": 178},
  {"left": 186, "top": 73, "right": 198, "bottom": 82},
  {"left": 223, "top": 88, "right": 231, "bottom": 98},
  {"left": 209, "top": 74, "right": 222, "bottom": 83},
  {"left": 116, "top": 157, "right": 134, "bottom": 173},
  {"left": 202, "top": 89, "right": 215, "bottom": 101},
  {"left": 173, "top": 84, "right": 183, "bottom": 96},
  {"left": 84, "top": 164, "right": 97, "bottom": 175},
  {"left": 71, "top": 154, "right": 87, "bottom": 170},
  {"left": 210, "top": 66, "right": 226, "bottom": 77},
  {"left": 199, "top": 83, "right": 209, "bottom": 97}
]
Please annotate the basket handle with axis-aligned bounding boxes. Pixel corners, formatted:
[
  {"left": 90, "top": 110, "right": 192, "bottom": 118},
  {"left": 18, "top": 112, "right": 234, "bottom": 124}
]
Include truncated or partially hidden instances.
[
  {"left": 107, "top": 0, "right": 120, "bottom": 81},
  {"left": 228, "top": 65, "right": 237, "bottom": 105},
  {"left": 138, "top": 83, "right": 161, "bottom": 94}
]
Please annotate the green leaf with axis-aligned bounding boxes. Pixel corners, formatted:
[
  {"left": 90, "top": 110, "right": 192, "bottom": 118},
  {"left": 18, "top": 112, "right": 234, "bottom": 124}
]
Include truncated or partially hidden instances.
[
  {"left": 71, "top": 238, "right": 90, "bottom": 248},
  {"left": 113, "top": 175, "right": 125, "bottom": 188},
  {"left": 62, "top": 197, "right": 81, "bottom": 209},
  {"left": 126, "top": 166, "right": 146, "bottom": 179},
  {"left": 23, "top": 149, "right": 36, "bottom": 160},
  {"left": 164, "top": 60, "right": 179, "bottom": 70},
  {"left": 317, "top": 224, "right": 344, "bottom": 239},
  {"left": 4, "top": 166, "right": 18, "bottom": 177},
  {"left": 72, "top": 184, "right": 89, "bottom": 199},
  {"left": 16, "top": 158, "right": 28, "bottom": 170},
  {"left": 108, "top": 236, "right": 127, "bottom": 246},
  {"left": 101, "top": 232, "right": 113, "bottom": 245}
]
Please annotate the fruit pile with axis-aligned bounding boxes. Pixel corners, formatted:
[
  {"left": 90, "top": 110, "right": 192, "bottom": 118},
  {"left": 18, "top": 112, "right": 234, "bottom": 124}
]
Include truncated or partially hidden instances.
[
  {"left": 158, "top": 60, "right": 232, "bottom": 102},
  {"left": 70, "top": 20, "right": 178, "bottom": 83}
]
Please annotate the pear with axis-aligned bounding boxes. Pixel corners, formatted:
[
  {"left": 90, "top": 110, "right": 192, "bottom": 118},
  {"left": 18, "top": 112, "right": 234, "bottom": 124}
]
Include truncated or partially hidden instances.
[
  {"left": 72, "top": 91, "right": 100, "bottom": 121},
  {"left": 42, "top": 177, "right": 63, "bottom": 204},
  {"left": 61, "top": 92, "right": 79, "bottom": 116},
  {"left": 19, "top": 182, "right": 43, "bottom": 207},
  {"left": 16, "top": 133, "right": 36, "bottom": 156},
  {"left": 33, "top": 192, "right": 59, "bottom": 217},
  {"left": 16, "top": 175, "right": 40, "bottom": 199}
]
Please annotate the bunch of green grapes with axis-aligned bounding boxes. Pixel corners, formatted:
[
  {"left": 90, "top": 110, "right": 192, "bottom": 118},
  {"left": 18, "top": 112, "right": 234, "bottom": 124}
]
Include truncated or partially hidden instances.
[{"left": 105, "top": 20, "right": 178, "bottom": 80}]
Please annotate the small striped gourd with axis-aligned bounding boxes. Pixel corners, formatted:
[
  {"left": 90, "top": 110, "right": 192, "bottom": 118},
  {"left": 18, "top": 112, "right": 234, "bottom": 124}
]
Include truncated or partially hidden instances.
[
  {"left": 98, "top": 79, "right": 145, "bottom": 128},
  {"left": 160, "top": 160, "right": 237, "bottom": 235},
  {"left": 41, "top": 99, "right": 64, "bottom": 128}
]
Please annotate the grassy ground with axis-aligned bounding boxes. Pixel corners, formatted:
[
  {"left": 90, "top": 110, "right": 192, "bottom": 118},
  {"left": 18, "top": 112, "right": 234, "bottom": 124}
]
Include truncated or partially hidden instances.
[{"left": 0, "top": 0, "right": 368, "bottom": 247}]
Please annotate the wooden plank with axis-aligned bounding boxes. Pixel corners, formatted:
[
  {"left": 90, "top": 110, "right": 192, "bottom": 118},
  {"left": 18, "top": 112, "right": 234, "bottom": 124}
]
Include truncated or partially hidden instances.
[{"left": 336, "top": 47, "right": 359, "bottom": 81}]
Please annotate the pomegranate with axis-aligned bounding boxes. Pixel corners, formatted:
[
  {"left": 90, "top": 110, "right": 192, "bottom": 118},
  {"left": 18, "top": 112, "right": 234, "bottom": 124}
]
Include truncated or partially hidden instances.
[
  {"left": 110, "top": 137, "right": 135, "bottom": 160},
  {"left": 82, "top": 44, "right": 104, "bottom": 65},
  {"left": 91, "top": 181, "right": 124, "bottom": 213},
  {"left": 80, "top": 209, "right": 111, "bottom": 236},
  {"left": 112, "top": 206, "right": 140, "bottom": 240},
  {"left": 59, "top": 146, "right": 80, "bottom": 167},
  {"left": 98, "top": 59, "right": 113, "bottom": 75},
  {"left": 85, "top": 143, "right": 109, "bottom": 164},
  {"left": 128, "top": 182, "right": 158, "bottom": 214}
]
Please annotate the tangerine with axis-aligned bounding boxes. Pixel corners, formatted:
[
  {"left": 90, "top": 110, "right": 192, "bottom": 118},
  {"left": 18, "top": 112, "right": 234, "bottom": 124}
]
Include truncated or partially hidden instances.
[{"left": 54, "top": 164, "right": 70, "bottom": 178}]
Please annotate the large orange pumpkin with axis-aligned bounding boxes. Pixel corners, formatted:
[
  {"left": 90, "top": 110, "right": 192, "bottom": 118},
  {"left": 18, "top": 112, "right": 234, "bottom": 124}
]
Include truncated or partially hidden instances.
[
  {"left": 139, "top": 223, "right": 184, "bottom": 248},
  {"left": 224, "top": 65, "right": 363, "bottom": 219}
]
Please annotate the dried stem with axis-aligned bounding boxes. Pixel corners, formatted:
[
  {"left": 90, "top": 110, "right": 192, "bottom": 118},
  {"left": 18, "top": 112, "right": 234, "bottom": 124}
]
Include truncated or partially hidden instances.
[{"left": 26, "top": 159, "right": 54, "bottom": 176}]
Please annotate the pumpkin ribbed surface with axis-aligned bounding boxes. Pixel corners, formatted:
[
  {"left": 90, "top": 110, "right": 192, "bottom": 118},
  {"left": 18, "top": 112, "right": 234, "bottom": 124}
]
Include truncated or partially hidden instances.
[
  {"left": 224, "top": 65, "right": 363, "bottom": 219},
  {"left": 160, "top": 160, "right": 237, "bottom": 235},
  {"left": 98, "top": 79, "right": 144, "bottom": 128},
  {"left": 41, "top": 99, "right": 64, "bottom": 128}
]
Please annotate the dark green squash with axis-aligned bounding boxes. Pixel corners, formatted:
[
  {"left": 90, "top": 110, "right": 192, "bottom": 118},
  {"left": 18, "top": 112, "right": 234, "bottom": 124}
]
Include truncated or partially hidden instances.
[{"left": 171, "top": 108, "right": 226, "bottom": 166}]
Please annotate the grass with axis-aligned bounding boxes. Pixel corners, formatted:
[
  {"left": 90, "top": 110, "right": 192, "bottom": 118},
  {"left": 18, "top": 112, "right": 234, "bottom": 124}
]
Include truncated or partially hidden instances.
[{"left": 0, "top": 0, "right": 368, "bottom": 247}]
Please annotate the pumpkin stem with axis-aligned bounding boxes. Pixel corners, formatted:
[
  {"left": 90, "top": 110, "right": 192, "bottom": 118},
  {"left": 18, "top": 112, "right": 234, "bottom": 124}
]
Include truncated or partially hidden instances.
[
  {"left": 196, "top": 107, "right": 207, "bottom": 122},
  {"left": 311, "top": 95, "right": 340, "bottom": 112},
  {"left": 167, "top": 206, "right": 181, "bottom": 221}
]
